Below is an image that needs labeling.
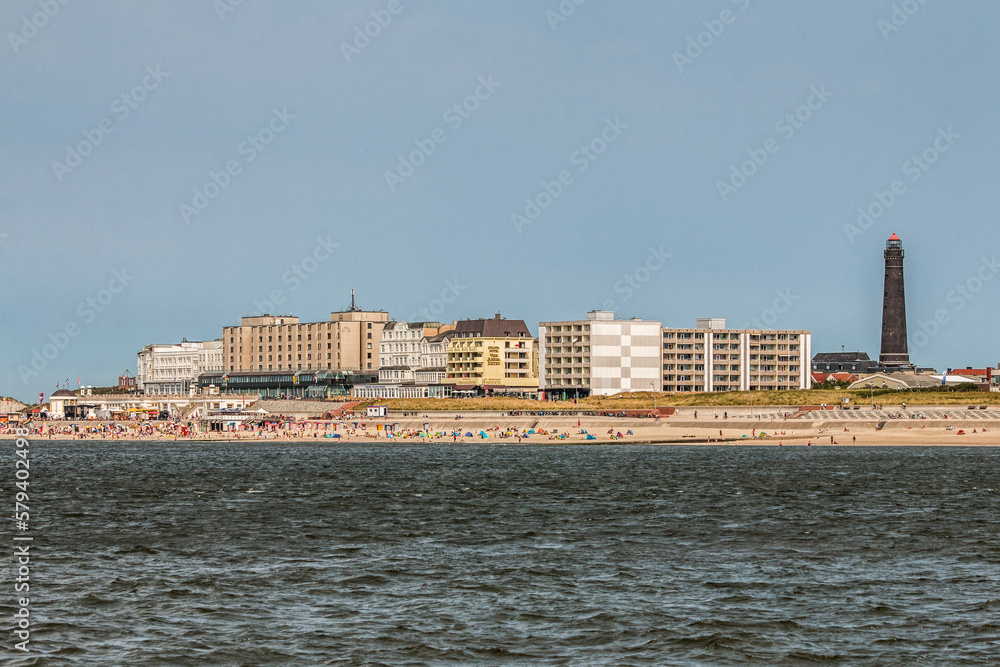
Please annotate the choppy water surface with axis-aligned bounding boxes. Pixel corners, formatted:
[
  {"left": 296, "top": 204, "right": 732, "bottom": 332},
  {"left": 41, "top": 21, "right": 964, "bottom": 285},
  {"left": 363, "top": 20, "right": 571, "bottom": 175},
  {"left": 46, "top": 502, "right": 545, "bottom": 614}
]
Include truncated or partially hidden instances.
[{"left": 10, "top": 443, "right": 1000, "bottom": 665}]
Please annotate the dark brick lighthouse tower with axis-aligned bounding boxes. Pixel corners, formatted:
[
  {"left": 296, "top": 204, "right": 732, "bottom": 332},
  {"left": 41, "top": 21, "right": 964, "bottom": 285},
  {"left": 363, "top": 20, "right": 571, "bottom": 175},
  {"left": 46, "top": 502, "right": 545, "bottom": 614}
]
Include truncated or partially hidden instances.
[{"left": 879, "top": 233, "right": 913, "bottom": 369}]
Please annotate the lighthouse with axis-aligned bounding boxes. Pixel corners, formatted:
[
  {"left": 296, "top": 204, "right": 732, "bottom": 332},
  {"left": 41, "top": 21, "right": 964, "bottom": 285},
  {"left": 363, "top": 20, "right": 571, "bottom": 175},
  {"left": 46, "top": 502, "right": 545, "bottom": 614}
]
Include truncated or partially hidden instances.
[{"left": 878, "top": 233, "right": 913, "bottom": 369}]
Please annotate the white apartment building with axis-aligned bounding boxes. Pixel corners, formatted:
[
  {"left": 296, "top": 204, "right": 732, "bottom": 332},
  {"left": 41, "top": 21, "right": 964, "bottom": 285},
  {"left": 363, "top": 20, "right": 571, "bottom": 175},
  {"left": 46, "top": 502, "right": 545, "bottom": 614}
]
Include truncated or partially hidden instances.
[
  {"left": 538, "top": 311, "right": 662, "bottom": 398},
  {"left": 416, "top": 332, "right": 450, "bottom": 384},
  {"left": 137, "top": 339, "right": 224, "bottom": 395},
  {"left": 378, "top": 321, "right": 454, "bottom": 384},
  {"left": 662, "top": 319, "right": 811, "bottom": 392}
]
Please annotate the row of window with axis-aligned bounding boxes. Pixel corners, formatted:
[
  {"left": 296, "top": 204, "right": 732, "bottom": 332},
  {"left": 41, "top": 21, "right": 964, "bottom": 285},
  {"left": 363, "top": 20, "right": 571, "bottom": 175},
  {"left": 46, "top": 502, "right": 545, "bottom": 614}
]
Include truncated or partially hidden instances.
[{"left": 234, "top": 363, "right": 374, "bottom": 371}]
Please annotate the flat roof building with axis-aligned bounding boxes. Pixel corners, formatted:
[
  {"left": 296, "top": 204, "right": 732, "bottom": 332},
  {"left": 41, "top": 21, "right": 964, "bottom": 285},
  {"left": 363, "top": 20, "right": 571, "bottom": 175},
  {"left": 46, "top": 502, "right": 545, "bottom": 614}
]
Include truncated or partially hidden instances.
[
  {"left": 538, "top": 310, "right": 662, "bottom": 399},
  {"left": 662, "top": 319, "right": 811, "bottom": 392},
  {"left": 222, "top": 292, "right": 389, "bottom": 373}
]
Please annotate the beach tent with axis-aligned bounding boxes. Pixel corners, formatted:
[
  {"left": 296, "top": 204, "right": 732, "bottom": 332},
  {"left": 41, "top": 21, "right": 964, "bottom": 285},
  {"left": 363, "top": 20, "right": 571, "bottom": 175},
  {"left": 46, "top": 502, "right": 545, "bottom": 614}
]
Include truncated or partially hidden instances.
[
  {"left": 586, "top": 434, "right": 597, "bottom": 440},
  {"left": 464, "top": 432, "right": 473, "bottom": 437},
  {"left": 479, "top": 431, "right": 488, "bottom": 439}
]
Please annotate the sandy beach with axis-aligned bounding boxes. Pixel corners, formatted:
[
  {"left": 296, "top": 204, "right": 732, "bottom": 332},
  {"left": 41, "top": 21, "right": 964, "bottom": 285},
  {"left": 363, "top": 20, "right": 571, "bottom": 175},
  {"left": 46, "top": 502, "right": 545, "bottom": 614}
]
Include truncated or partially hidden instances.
[{"left": 7, "top": 410, "right": 1000, "bottom": 446}]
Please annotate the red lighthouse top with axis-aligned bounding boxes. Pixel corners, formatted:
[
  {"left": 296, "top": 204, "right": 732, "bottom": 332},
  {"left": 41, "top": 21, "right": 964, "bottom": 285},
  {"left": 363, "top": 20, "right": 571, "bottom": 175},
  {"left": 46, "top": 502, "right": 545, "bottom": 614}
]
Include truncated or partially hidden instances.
[{"left": 888, "top": 233, "right": 900, "bottom": 241}]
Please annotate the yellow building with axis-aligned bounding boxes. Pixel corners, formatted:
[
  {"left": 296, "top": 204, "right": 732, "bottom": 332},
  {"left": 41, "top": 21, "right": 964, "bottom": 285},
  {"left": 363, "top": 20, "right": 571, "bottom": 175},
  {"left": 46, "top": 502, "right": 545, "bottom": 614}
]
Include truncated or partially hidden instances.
[{"left": 445, "top": 314, "right": 538, "bottom": 396}]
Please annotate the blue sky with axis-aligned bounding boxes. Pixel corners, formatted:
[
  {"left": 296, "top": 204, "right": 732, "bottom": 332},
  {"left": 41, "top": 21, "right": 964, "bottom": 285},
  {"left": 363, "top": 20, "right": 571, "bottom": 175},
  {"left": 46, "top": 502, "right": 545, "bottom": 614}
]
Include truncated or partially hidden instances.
[{"left": 2, "top": 0, "right": 998, "bottom": 402}]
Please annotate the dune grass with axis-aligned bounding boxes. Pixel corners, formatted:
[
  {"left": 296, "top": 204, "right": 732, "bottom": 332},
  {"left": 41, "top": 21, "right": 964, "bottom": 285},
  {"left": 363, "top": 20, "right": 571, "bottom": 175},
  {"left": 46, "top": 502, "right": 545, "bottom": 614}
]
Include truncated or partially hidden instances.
[{"left": 351, "top": 389, "right": 1000, "bottom": 412}]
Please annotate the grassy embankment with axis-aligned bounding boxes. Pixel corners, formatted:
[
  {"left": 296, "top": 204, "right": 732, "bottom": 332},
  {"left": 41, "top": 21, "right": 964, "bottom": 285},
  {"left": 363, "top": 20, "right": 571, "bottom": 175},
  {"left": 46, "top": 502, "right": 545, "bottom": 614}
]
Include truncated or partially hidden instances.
[{"left": 353, "top": 389, "right": 1000, "bottom": 412}]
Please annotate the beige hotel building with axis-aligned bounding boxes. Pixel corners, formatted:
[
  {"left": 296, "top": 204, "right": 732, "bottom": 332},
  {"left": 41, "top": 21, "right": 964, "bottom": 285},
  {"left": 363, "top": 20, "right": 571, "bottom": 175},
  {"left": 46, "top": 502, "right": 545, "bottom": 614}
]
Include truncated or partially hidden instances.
[
  {"left": 662, "top": 318, "right": 811, "bottom": 392},
  {"left": 222, "top": 305, "right": 389, "bottom": 373}
]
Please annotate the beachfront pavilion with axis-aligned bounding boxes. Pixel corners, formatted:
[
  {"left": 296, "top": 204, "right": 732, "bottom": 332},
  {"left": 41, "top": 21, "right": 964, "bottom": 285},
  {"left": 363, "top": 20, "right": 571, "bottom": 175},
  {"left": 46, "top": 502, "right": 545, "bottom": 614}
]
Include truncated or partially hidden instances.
[{"left": 197, "top": 369, "right": 377, "bottom": 398}]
